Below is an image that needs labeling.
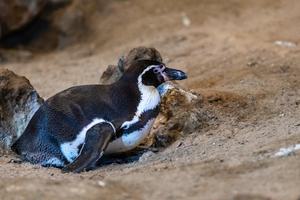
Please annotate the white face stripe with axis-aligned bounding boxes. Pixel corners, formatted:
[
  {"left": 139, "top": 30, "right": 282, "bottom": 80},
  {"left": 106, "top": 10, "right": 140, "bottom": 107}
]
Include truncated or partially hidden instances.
[
  {"left": 140, "top": 64, "right": 158, "bottom": 75},
  {"left": 121, "top": 65, "right": 161, "bottom": 129},
  {"left": 60, "top": 118, "right": 116, "bottom": 163}
]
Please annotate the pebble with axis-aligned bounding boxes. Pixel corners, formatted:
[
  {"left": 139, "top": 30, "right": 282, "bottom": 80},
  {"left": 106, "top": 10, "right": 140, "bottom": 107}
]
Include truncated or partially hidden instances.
[
  {"left": 274, "top": 40, "right": 297, "bottom": 48},
  {"left": 181, "top": 12, "right": 191, "bottom": 27},
  {"left": 97, "top": 180, "right": 106, "bottom": 187},
  {"left": 139, "top": 151, "right": 156, "bottom": 162}
]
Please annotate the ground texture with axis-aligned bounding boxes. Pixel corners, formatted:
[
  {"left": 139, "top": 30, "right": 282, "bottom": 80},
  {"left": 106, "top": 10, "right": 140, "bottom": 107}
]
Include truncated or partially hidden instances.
[{"left": 1, "top": 0, "right": 300, "bottom": 199}]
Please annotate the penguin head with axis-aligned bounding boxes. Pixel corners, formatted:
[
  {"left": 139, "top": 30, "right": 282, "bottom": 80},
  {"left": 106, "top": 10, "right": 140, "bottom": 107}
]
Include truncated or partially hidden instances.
[{"left": 125, "top": 60, "right": 187, "bottom": 88}]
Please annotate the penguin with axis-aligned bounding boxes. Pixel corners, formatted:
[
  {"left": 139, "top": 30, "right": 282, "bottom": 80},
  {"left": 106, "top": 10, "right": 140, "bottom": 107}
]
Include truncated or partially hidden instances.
[{"left": 11, "top": 59, "right": 187, "bottom": 173}]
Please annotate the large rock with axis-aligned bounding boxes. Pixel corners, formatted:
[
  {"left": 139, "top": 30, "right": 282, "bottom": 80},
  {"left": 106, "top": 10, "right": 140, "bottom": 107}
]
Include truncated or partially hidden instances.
[
  {"left": 148, "top": 83, "right": 207, "bottom": 148},
  {"left": 100, "top": 47, "right": 163, "bottom": 84},
  {"left": 0, "top": 0, "right": 47, "bottom": 39},
  {"left": 0, "top": 69, "right": 43, "bottom": 151},
  {"left": 0, "top": 0, "right": 74, "bottom": 52}
]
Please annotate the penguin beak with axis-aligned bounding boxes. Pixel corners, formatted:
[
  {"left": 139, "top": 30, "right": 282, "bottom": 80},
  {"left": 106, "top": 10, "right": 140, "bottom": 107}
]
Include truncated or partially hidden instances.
[{"left": 163, "top": 67, "right": 187, "bottom": 81}]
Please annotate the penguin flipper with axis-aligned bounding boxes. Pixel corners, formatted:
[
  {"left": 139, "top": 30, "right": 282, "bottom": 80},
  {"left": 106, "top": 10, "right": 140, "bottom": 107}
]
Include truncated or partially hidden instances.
[{"left": 62, "top": 123, "right": 114, "bottom": 173}]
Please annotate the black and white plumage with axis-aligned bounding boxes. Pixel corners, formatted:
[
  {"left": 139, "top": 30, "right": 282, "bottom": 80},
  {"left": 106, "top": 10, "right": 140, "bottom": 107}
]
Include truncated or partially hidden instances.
[{"left": 11, "top": 60, "right": 187, "bottom": 172}]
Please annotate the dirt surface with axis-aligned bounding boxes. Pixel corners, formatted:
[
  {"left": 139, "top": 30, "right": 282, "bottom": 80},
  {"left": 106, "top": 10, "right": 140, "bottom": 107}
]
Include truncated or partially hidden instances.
[{"left": 1, "top": 0, "right": 300, "bottom": 199}]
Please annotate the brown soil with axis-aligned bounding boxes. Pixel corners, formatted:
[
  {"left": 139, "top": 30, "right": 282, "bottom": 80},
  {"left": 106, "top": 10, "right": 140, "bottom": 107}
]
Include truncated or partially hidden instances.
[{"left": 1, "top": 0, "right": 300, "bottom": 199}]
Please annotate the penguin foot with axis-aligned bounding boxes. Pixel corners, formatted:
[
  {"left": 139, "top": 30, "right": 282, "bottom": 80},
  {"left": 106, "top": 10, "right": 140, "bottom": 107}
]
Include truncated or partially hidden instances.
[{"left": 61, "top": 162, "right": 97, "bottom": 173}]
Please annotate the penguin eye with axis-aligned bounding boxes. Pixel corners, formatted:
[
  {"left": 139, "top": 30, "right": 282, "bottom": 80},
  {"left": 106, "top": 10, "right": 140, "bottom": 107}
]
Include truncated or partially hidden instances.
[
  {"left": 153, "top": 68, "right": 161, "bottom": 74},
  {"left": 153, "top": 65, "right": 165, "bottom": 74}
]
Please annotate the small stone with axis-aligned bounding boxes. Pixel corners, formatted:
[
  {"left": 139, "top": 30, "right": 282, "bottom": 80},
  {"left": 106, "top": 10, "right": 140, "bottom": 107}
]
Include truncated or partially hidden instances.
[
  {"left": 139, "top": 151, "right": 155, "bottom": 162},
  {"left": 274, "top": 40, "right": 297, "bottom": 48},
  {"left": 247, "top": 61, "right": 257, "bottom": 67},
  {"left": 181, "top": 12, "right": 191, "bottom": 27},
  {"left": 97, "top": 180, "right": 106, "bottom": 187}
]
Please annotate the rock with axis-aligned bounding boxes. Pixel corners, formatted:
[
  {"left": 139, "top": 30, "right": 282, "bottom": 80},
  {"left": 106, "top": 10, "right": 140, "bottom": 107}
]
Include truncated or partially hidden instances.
[
  {"left": 0, "top": 0, "right": 47, "bottom": 39},
  {"left": 138, "top": 151, "right": 156, "bottom": 162},
  {"left": 148, "top": 83, "right": 209, "bottom": 148},
  {"left": 121, "top": 47, "right": 163, "bottom": 69},
  {"left": 100, "top": 47, "right": 163, "bottom": 84},
  {"left": 50, "top": 0, "right": 86, "bottom": 49},
  {"left": 274, "top": 144, "right": 300, "bottom": 157},
  {"left": 97, "top": 180, "right": 106, "bottom": 187},
  {"left": 274, "top": 40, "right": 297, "bottom": 48},
  {"left": 99, "top": 65, "right": 124, "bottom": 85},
  {"left": 0, "top": 0, "right": 76, "bottom": 51},
  {"left": 181, "top": 12, "right": 191, "bottom": 27},
  {"left": 0, "top": 69, "right": 43, "bottom": 150}
]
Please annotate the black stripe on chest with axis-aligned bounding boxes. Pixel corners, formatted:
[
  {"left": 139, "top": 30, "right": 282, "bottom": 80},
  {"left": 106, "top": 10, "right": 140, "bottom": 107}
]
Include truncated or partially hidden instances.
[{"left": 118, "top": 106, "right": 160, "bottom": 137}]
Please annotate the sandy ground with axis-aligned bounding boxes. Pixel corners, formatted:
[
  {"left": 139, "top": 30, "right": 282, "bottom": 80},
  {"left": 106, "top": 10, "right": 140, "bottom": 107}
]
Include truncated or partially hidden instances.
[{"left": 1, "top": 0, "right": 300, "bottom": 199}]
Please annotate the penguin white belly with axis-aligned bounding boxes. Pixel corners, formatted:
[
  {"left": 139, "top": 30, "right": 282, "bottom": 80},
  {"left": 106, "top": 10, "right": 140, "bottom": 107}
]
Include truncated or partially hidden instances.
[{"left": 105, "top": 119, "right": 155, "bottom": 154}]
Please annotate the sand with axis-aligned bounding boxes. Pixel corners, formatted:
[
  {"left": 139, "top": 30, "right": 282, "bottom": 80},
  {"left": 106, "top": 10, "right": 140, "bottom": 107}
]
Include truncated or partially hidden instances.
[{"left": 0, "top": 0, "right": 300, "bottom": 199}]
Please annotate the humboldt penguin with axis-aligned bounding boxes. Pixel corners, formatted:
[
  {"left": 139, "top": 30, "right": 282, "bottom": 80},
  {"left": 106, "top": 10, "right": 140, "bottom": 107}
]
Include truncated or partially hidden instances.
[{"left": 12, "top": 60, "right": 187, "bottom": 173}]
